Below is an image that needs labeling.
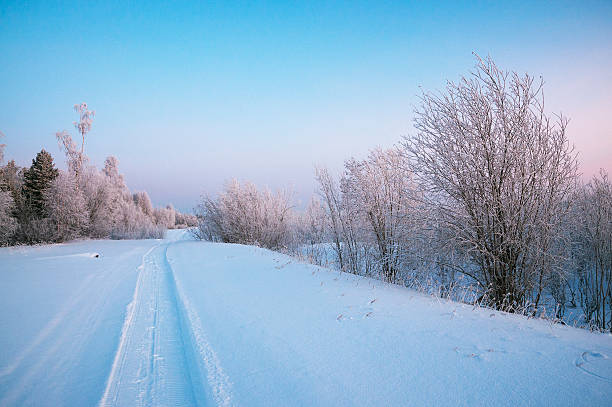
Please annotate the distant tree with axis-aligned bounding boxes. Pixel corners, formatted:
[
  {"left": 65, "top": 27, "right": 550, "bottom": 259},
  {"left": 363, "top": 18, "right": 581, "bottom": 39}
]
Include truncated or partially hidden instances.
[
  {"left": 0, "top": 190, "right": 17, "bottom": 245},
  {"left": 44, "top": 171, "right": 89, "bottom": 241},
  {"left": 133, "top": 191, "right": 154, "bottom": 217},
  {"left": 295, "top": 196, "right": 329, "bottom": 265},
  {"left": 175, "top": 211, "right": 198, "bottom": 228},
  {"left": 0, "top": 160, "right": 23, "bottom": 194},
  {"left": 55, "top": 103, "right": 94, "bottom": 179},
  {"left": 22, "top": 149, "right": 59, "bottom": 219},
  {"left": 153, "top": 204, "right": 176, "bottom": 229},
  {"left": 302, "top": 196, "right": 327, "bottom": 246},
  {"left": 74, "top": 102, "right": 95, "bottom": 172},
  {"left": 315, "top": 167, "right": 346, "bottom": 271},
  {"left": 56, "top": 131, "right": 84, "bottom": 176},
  {"left": 574, "top": 170, "right": 612, "bottom": 331},
  {"left": 166, "top": 204, "right": 176, "bottom": 228},
  {"left": 0, "top": 136, "right": 17, "bottom": 244},
  {"left": 103, "top": 156, "right": 124, "bottom": 188},
  {"left": 316, "top": 166, "right": 370, "bottom": 275},
  {"left": 0, "top": 131, "right": 5, "bottom": 163},
  {"left": 403, "top": 55, "right": 578, "bottom": 311}
]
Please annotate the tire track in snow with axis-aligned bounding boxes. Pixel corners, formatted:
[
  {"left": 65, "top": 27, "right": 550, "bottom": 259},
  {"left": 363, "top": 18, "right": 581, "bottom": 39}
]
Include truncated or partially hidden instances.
[
  {"left": 164, "top": 244, "right": 234, "bottom": 407},
  {"left": 99, "top": 239, "right": 215, "bottom": 407},
  {"left": 98, "top": 243, "right": 159, "bottom": 407}
]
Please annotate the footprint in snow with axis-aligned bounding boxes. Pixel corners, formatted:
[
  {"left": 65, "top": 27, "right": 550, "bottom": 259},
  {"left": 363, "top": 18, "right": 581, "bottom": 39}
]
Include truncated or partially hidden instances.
[{"left": 575, "top": 351, "right": 612, "bottom": 382}]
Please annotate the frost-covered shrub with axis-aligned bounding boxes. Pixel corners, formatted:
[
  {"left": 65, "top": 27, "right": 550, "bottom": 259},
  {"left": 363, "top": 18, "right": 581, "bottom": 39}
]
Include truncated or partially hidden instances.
[
  {"left": 195, "top": 179, "right": 293, "bottom": 250},
  {"left": 154, "top": 205, "right": 176, "bottom": 229},
  {"left": 110, "top": 198, "right": 164, "bottom": 239}
]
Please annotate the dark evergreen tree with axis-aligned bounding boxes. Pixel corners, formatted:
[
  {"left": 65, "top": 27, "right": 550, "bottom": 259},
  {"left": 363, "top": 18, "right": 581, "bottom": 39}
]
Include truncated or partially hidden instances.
[{"left": 22, "top": 149, "right": 58, "bottom": 218}]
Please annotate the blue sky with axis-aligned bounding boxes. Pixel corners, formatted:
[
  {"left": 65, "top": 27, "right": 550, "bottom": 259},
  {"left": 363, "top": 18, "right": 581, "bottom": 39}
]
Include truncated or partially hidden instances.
[{"left": 1, "top": 1, "right": 611, "bottom": 211}]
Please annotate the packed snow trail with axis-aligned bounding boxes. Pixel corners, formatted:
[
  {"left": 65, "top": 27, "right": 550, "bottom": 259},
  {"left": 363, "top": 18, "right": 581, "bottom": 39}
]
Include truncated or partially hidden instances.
[{"left": 99, "top": 240, "right": 198, "bottom": 407}]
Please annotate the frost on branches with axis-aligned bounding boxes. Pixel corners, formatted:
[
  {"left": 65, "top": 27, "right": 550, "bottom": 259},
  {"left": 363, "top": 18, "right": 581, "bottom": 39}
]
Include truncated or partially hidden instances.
[{"left": 403, "top": 55, "right": 578, "bottom": 311}]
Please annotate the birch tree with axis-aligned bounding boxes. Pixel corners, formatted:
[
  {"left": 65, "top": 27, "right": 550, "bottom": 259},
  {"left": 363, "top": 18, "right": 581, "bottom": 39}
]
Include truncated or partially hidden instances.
[
  {"left": 74, "top": 102, "right": 95, "bottom": 174},
  {"left": 0, "top": 135, "right": 17, "bottom": 244}
]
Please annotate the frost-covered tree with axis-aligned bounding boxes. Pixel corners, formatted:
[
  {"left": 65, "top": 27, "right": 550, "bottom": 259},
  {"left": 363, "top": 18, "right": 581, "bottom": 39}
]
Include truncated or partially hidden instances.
[
  {"left": 175, "top": 211, "right": 197, "bottom": 228},
  {"left": 403, "top": 55, "right": 578, "bottom": 310},
  {"left": 153, "top": 205, "right": 176, "bottom": 229},
  {"left": 0, "top": 190, "right": 16, "bottom": 245},
  {"left": 0, "top": 160, "right": 23, "bottom": 194},
  {"left": 44, "top": 171, "right": 88, "bottom": 241},
  {"left": 301, "top": 196, "right": 327, "bottom": 246},
  {"left": 55, "top": 103, "right": 94, "bottom": 179},
  {"left": 133, "top": 191, "right": 153, "bottom": 217},
  {"left": 0, "top": 136, "right": 17, "bottom": 244},
  {"left": 56, "top": 130, "right": 84, "bottom": 176},
  {"left": 78, "top": 167, "right": 113, "bottom": 237},
  {"left": 0, "top": 131, "right": 5, "bottom": 164},
  {"left": 342, "top": 148, "right": 420, "bottom": 282},
  {"left": 294, "top": 196, "right": 329, "bottom": 265},
  {"left": 103, "top": 156, "right": 124, "bottom": 188},
  {"left": 55, "top": 124, "right": 163, "bottom": 240},
  {"left": 573, "top": 170, "right": 612, "bottom": 331},
  {"left": 111, "top": 197, "right": 164, "bottom": 239},
  {"left": 315, "top": 167, "right": 347, "bottom": 271},
  {"left": 316, "top": 166, "right": 375, "bottom": 276},
  {"left": 74, "top": 102, "right": 94, "bottom": 174}
]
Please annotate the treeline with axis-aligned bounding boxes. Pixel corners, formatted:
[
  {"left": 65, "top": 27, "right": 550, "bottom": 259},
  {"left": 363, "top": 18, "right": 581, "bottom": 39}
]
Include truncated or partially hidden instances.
[
  {"left": 0, "top": 104, "right": 196, "bottom": 245},
  {"left": 195, "top": 57, "right": 612, "bottom": 332}
]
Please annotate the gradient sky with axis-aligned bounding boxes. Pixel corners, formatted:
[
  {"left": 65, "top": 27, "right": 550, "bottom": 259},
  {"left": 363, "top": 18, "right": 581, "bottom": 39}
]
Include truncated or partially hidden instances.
[{"left": 1, "top": 1, "right": 611, "bottom": 211}]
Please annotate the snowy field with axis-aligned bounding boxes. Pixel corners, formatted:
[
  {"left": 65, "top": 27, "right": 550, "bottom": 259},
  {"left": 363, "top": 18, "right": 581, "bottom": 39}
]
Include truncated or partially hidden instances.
[{"left": 0, "top": 231, "right": 611, "bottom": 406}]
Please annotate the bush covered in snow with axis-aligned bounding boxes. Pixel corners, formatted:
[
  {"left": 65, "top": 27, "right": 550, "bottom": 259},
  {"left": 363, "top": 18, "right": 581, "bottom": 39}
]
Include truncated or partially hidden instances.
[{"left": 194, "top": 179, "right": 293, "bottom": 250}]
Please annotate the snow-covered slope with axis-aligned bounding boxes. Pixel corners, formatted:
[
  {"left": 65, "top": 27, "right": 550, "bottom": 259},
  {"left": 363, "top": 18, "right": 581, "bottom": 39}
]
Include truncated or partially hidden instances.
[{"left": 1, "top": 234, "right": 611, "bottom": 406}]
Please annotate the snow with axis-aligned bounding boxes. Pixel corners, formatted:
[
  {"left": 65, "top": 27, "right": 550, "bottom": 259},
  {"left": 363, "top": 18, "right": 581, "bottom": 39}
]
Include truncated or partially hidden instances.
[
  {"left": 1, "top": 231, "right": 611, "bottom": 406},
  {"left": 0, "top": 238, "right": 159, "bottom": 406}
]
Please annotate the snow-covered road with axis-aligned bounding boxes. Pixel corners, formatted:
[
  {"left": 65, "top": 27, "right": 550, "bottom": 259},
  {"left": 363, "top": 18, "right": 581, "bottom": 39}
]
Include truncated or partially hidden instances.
[
  {"left": 1, "top": 232, "right": 611, "bottom": 406},
  {"left": 0, "top": 238, "right": 159, "bottom": 406}
]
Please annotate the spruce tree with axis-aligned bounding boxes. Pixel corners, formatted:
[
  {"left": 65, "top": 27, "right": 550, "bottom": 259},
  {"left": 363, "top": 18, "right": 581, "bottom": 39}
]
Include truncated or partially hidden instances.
[{"left": 22, "top": 149, "right": 59, "bottom": 218}]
